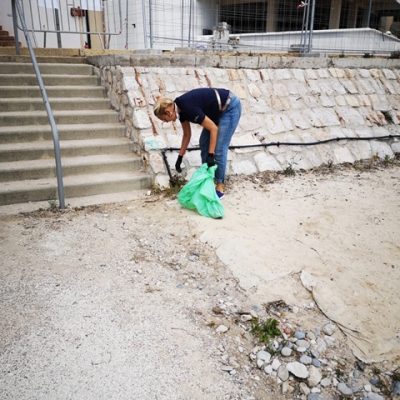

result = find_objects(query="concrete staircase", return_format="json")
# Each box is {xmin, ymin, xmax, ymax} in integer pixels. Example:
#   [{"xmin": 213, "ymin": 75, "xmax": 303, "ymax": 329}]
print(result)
[
  {"xmin": 0, "ymin": 56, "xmax": 152, "ymax": 211},
  {"xmin": 0, "ymin": 26, "xmax": 19, "ymax": 47}
]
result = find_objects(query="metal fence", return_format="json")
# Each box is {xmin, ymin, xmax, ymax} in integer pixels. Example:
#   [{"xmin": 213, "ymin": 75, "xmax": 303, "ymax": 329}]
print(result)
[
  {"xmin": 14, "ymin": 0, "xmax": 123, "ymax": 49},
  {"xmin": 11, "ymin": 0, "xmax": 400, "ymax": 54}
]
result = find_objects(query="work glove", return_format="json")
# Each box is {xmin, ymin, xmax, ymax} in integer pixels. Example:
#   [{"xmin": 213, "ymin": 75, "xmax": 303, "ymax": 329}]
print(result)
[
  {"xmin": 206, "ymin": 153, "xmax": 215, "ymax": 168},
  {"xmin": 175, "ymin": 155, "xmax": 183, "ymax": 173}
]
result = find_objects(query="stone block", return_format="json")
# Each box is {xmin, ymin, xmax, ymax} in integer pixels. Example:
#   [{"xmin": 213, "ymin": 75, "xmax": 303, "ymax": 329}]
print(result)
[
  {"xmin": 149, "ymin": 152, "xmax": 166, "ymax": 174},
  {"xmin": 348, "ymin": 141, "xmax": 372, "ymax": 161},
  {"xmin": 154, "ymin": 174, "xmax": 171, "ymax": 189},
  {"xmin": 391, "ymin": 141, "xmax": 400, "ymax": 154},
  {"xmin": 290, "ymin": 110, "xmax": 312, "ymax": 130},
  {"xmin": 370, "ymin": 141, "xmax": 395, "ymax": 159},
  {"xmin": 317, "ymin": 69, "xmax": 330, "ymax": 79},
  {"xmin": 144, "ymin": 135, "xmax": 167, "ymax": 151},
  {"xmin": 231, "ymin": 159, "xmax": 258, "ymax": 175},
  {"xmin": 231, "ymin": 133, "xmax": 263, "ymax": 153},
  {"xmin": 341, "ymin": 79, "xmax": 358, "ymax": 94},
  {"xmin": 272, "ymin": 82, "xmax": 289, "ymax": 97},
  {"xmin": 132, "ymin": 108, "xmax": 152, "ymax": 129},
  {"xmin": 253, "ymin": 152, "xmax": 282, "ymax": 171},
  {"xmin": 265, "ymin": 114, "xmax": 286, "ymax": 134},
  {"xmin": 345, "ymin": 95, "xmax": 360, "ymax": 107},
  {"xmin": 274, "ymin": 69, "xmax": 292, "ymax": 80},
  {"xmin": 370, "ymin": 94, "xmax": 391, "ymax": 112},
  {"xmin": 292, "ymin": 69, "xmax": 306, "ymax": 82},
  {"xmin": 259, "ymin": 69, "xmax": 273, "ymax": 81},
  {"xmin": 307, "ymin": 80, "xmax": 322, "ymax": 95},
  {"xmin": 248, "ymin": 82, "xmax": 262, "ymax": 98},
  {"xmin": 330, "ymin": 79, "xmax": 347, "ymax": 95},
  {"xmin": 320, "ymin": 95, "xmax": 335, "ymax": 107},
  {"xmin": 237, "ymin": 56, "xmax": 259, "ymax": 69},
  {"xmin": 358, "ymin": 68, "xmax": 370, "ymax": 78},
  {"xmin": 244, "ymin": 69, "xmax": 260, "ymax": 81},
  {"xmin": 333, "ymin": 146, "xmax": 355, "ymax": 164},
  {"xmin": 335, "ymin": 106, "xmax": 364, "ymax": 126},
  {"xmin": 317, "ymin": 108, "xmax": 341, "ymax": 127},
  {"xmin": 305, "ymin": 69, "xmax": 318, "ymax": 80}
]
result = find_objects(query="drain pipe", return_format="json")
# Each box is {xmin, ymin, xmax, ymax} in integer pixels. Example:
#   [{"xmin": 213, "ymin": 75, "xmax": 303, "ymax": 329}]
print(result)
[{"xmin": 161, "ymin": 134, "xmax": 400, "ymax": 182}]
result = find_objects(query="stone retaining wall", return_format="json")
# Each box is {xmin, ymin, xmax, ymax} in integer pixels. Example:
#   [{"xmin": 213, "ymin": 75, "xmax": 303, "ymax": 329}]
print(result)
[{"xmin": 91, "ymin": 53, "xmax": 400, "ymax": 187}]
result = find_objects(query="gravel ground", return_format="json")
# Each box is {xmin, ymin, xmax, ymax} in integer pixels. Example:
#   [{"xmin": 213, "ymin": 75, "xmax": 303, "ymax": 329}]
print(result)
[{"xmin": 0, "ymin": 160, "xmax": 399, "ymax": 400}]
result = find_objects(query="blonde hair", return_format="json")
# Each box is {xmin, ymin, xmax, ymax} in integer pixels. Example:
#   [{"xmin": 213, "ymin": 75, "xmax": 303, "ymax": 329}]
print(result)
[{"xmin": 154, "ymin": 97, "xmax": 174, "ymax": 118}]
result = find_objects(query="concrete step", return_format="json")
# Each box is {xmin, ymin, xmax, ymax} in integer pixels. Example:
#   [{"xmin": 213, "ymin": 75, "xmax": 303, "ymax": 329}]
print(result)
[
  {"xmin": 0, "ymin": 97, "xmax": 111, "ymax": 112},
  {"xmin": 0, "ymin": 73, "xmax": 98, "ymax": 86},
  {"xmin": 0, "ymin": 55, "xmax": 87, "ymax": 64},
  {"xmin": 0, "ymin": 109, "xmax": 119, "ymax": 126},
  {"xmin": 0, "ymin": 171, "xmax": 152, "ymax": 206},
  {"xmin": 0, "ymin": 85, "xmax": 105, "ymax": 98},
  {"xmin": 0, "ymin": 138, "xmax": 131, "ymax": 161},
  {"xmin": 0, "ymin": 154, "xmax": 143, "ymax": 181},
  {"xmin": 0, "ymin": 42, "xmax": 17, "ymax": 47},
  {"xmin": 0, "ymin": 62, "xmax": 94, "ymax": 75},
  {"xmin": 0, "ymin": 123, "xmax": 125, "ymax": 143}
]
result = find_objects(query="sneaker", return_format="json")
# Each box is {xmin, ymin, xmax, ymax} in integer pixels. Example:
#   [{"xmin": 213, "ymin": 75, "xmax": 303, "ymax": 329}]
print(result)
[{"xmin": 216, "ymin": 190, "xmax": 225, "ymax": 199}]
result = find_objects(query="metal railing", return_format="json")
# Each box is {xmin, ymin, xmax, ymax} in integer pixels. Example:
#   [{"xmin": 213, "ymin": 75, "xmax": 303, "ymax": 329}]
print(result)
[
  {"xmin": 13, "ymin": 0, "xmax": 65, "ymax": 208},
  {"xmin": 11, "ymin": 0, "xmax": 124, "ymax": 209}
]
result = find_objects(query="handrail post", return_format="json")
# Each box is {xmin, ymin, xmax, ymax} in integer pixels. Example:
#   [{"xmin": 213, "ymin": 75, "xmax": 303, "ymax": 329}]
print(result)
[
  {"xmin": 11, "ymin": 0, "xmax": 20, "ymax": 55},
  {"xmin": 15, "ymin": 0, "xmax": 65, "ymax": 209}
]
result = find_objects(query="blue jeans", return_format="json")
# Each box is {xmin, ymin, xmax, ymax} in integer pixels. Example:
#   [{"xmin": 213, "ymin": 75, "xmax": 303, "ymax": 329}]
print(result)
[{"xmin": 199, "ymin": 95, "xmax": 241, "ymax": 184}]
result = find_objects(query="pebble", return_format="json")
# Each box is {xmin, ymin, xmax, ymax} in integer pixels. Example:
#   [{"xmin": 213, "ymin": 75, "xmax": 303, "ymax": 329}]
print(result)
[
  {"xmin": 312, "ymin": 358, "xmax": 321, "ymax": 368},
  {"xmin": 307, "ymin": 366, "xmax": 322, "ymax": 387},
  {"xmin": 337, "ymin": 382, "xmax": 354, "ymax": 397},
  {"xmin": 369, "ymin": 376, "xmax": 380, "ymax": 386},
  {"xmin": 393, "ymin": 381, "xmax": 400, "ymax": 395},
  {"xmin": 216, "ymin": 325, "xmax": 229, "ymax": 333},
  {"xmin": 271, "ymin": 358, "xmax": 281, "ymax": 370},
  {"xmin": 307, "ymin": 331, "xmax": 317, "ymax": 341},
  {"xmin": 300, "ymin": 382, "xmax": 311, "ymax": 395},
  {"xmin": 256, "ymin": 350, "xmax": 271, "ymax": 364},
  {"xmin": 307, "ymin": 394, "xmax": 321, "ymax": 400},
  {"xmin": 320, "ymin": 377, "xmax": 331, "ymax": 387},
  {"xmin": 295, "ymin": 330, "xmax": 306, "ymax": 340},
  {"xmin": 281, "ymin": 381, "xmax": 289, "ymax": 394},
  {"xmin": 322, "ymin": 323, "xmax": 336, "ymax": 336},
  {"xmin": 277, "ymin": 365, "xmax": 289, "ymax": 382},
  {"xmin": 287, "ymin": 361, "xmax": 309, "ymax": 379},
  {"xmin": 363, "ymin": 394, "xmax": 384, "ymax": 400},
  {"xmin": 264, "ymin": 364, "xmax": 273, "ymax": 374},
  {"xmin": 281, "ymin": 347, "xmax": 292, "ymax": 357},
  {"xmin": 300, "ymin": 355, "xmax": 312, "ymax": 365},
  {"xmin": 240, "ymin": 314, "xmax": 253, "ymax": 322}
]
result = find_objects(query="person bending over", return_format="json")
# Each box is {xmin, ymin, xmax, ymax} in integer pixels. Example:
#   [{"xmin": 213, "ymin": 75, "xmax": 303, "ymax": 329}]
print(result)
[{"xmin": 154, "ymin": 87, "xmax": 241, "ymax": 198}]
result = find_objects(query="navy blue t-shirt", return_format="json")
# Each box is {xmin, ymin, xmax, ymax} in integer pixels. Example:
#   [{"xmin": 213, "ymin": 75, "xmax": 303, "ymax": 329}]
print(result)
[{"xmin": 175, "ymin": 88, "xmax": 230, "ymax": 125}]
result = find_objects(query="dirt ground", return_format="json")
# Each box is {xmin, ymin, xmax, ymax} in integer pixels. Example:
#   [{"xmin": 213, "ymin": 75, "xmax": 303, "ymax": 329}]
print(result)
[{"xmin": 0, "ymin": 160, "xmax": 399, "ymax": 400}]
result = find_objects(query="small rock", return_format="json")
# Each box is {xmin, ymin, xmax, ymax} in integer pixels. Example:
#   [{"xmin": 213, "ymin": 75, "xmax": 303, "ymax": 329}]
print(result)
[
  {"xmin": 363, "ymin": 384, "xmax": 371, "ymax": 392},
  {"xmin": 312, "ymin": 358, "xmax": 321, "ymax": 368},
  {"xmin": 256, "ymin": 350, "xmax": 271, "ymax": 364},
  {"xmin": 240, "ymin": 314, "xmax": 253, "ymax": 322},
  {"xmin": 363, "ymin": 394, "xmax": 385, "ymax": 400},
  {"xmin": 281, "ymin": 381, "xmax": 290, "ymax": 394},
  {"xmin": 310, "ymin": 387, "xmax": 321, "ymax": 393},
  {"xmin": 392, "ymin": 381, "xmax": 400, "ymax": 395},
  {"xmin": 356, "ymin": 360, "xmax": 366, "ymax": 371},
  {"xmin": 295, "ymin": 330, "xmax": 306, "ymax": 340},
  {"xmin": 369, "ymin": 376, "xmax": 380, "ymax": 386},
  {"xmin": 307, "ymin": 366, "xmax": 322, "ymax": 387},
  {"xmin": 300, "ymin": 355, "xmax": 312, "ymax": 365},
  {"xmin": 281, "ymin": 347, "xmax": 292, "ymax": 357},
  {"xmin": 311, "ymin": 348, "xmax": 320, "ymax": 358},
  {"xmin": 307, "ymin": 394, "xmax": 321, "ymax": 400},
  {"xmin": 324, "ymin": 336, "xmax": 335, "ymax": 346},
  {"xmin": 216, "ymin": 325, "xmax": 229, "ymax": 333},
  {"xmin": 287, "ymin": 361, "xmax": 309, "ymax": 379},
  {"xmin": 322, "ymin": 323, "xmax": 336, "ymax": 336},
  {"xmin": 277, "ymin": 365, "xmax": 289, "ymax": 382},
  {"xmin": 221, "ymin": 365, "xmax": 234, "ymax": 372},
  {"xmin": 300, "ymin": 382, "xmax": 311, "ymax": 395},
  {"xmin": 320, "ymin": 377, "xmax": 331, "ymax": 387},
  {"xmin": 271, "ymin": 358, "xmax": 281, "ymax": 370},
  {"xmin": 337, "ymin": 382, "xmax": 353, "ymax": 397},
  {"xmin": 264, "ymin": 364, "xmax": 273, "ymax": 375},
  {"xmin": 296, "ymin": 339, "xmax": 310, "ymax": 349},
  {"xmin": 307, "ymin": 331, "xmax": 317, "ymax": 341}
]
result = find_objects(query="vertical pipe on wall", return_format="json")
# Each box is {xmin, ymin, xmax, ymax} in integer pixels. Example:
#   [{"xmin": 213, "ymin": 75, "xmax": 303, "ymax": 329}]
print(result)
[
  {"xmin": 308, "ymin": 0, "xmax": 316, "ymax": 53},
  {"xmin": 141, "ymin": 0, "xmax": 148, "ymax": 48},
  {"xmin": 148, "ymin": 0, "xmax": 153, "ymax": 48},
  {"xmin": 366, "ymin": 0, "xmax": 372, "ymax": 27}
]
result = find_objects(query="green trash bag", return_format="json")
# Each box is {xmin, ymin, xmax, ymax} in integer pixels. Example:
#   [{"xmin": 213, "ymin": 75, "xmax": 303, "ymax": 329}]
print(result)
[{"xmin": 177, "ymin": 164, "xmax": 224, "ymax": 219}]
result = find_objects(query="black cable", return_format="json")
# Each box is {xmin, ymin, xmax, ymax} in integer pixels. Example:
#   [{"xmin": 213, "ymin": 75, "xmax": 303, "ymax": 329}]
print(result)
[{"xmin": 161, "ymin": 134, "xmax": 400, "ymax": 181}]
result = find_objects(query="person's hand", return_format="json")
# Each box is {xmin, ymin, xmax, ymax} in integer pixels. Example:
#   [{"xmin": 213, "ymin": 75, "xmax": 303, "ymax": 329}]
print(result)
[
  {"xmin": 175, "ymin": 155, "xmax": 183, "ymax": 173},
  {"xmin": 207, "ymin": 153, "xmax": 215, "ymax": 168}
]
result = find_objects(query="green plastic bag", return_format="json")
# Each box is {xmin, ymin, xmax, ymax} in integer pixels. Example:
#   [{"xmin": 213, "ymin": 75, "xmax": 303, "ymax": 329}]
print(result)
[{"xmin": 177, "ymin": 164, "xmax": 224, "ymax": 219}]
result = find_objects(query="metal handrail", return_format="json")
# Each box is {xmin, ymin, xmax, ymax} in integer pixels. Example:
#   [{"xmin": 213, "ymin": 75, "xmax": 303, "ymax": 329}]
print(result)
[{"xmin": 12, "ymin": 0, "xmax": 65, "ymax": 208}]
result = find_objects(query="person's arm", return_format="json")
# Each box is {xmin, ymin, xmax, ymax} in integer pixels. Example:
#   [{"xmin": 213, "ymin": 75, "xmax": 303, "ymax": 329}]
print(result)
[
  {"xmin": 200, "ymin": 116, "xmax": 218, "ymax": 154},
  {"xmin": 179, "ymin": 120, "xmax": 192, "ymax": 156}
]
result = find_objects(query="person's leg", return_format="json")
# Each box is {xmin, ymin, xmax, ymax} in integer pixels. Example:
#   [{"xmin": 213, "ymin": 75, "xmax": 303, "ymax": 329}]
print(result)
[
  {"xmin": 214, "ymin": 96, "xmax": 241, "ymax": 188},
  {"xmin": 199, "ymin": 128, "xmax": 210, "ymax": 164}
]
